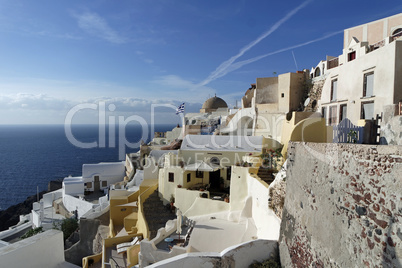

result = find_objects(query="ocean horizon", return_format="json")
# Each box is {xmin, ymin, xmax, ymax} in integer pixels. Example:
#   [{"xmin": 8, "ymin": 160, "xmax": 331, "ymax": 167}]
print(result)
[{"xmin": 0, "ymin": 123, "xmax": 176, "ymax": 210}]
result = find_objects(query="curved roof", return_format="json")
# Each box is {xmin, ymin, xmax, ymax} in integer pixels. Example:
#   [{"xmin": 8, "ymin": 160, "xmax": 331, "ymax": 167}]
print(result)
[{"xmin": 202, "ymin": 96, "xmax": 228, "ymax": 110}]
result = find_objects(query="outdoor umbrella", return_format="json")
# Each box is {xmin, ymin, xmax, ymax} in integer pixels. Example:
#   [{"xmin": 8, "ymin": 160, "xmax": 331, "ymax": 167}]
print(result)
[
  {"xmin": 184, "ymin": 160, "xmax": 220, "ymax": 185},
  {"xmin": 184, "ymin": 160, "xmax": 219, "ymax": 172},
  {"xmin": 176, "ymin": 209, "xmax": 182, "ymax": 239}
]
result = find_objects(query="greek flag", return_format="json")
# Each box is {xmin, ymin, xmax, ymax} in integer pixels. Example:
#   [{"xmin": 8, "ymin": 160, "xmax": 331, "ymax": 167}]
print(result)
[{"xmin": 176, "ymin": 103, "xmax": 185, "ymax": 114}]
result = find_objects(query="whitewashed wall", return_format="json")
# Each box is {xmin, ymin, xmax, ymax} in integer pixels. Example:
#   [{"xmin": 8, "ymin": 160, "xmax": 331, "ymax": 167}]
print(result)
[
  {"xmin": 145, "ymin": 239, "xmax": 277, "ymax": 268},
  {"xmin": 63, "ymin": 194, "xmax": 94, "ymax": 218},
  {"xmin": 0, "ymin": 230, "xmax": 66, "ymax": 268},
  {"xmin": 43, "ymin": 189, "xmax": 63, "ymax": 208}
]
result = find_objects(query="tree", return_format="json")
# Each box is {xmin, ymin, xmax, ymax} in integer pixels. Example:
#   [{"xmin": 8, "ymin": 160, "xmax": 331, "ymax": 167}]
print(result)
[{"xmin": 60, "ymin": 218, "xmax": 79, "ymax": 240}]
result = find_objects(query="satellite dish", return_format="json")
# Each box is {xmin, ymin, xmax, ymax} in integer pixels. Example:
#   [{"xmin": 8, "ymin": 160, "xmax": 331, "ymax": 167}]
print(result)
[{"xmin": 304, "ymin": 97, "xmax": 311, "ymax": 107}]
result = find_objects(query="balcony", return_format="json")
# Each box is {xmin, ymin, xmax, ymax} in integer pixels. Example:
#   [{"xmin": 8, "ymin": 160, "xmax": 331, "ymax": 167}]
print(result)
[
  {"xmin": 368, "ymin": 39, "xmax": 385, "ymax": 52},
  {"xmin": 391, "ymin": 31, "xmax": 402, "ymax": 42},
  {"xmin": 327, "ymin": 57, "xmax": 339, "ymax": 69}
]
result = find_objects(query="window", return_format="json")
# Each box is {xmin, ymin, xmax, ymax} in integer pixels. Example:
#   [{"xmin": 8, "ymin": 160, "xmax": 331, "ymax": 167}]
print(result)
[
  {"xmin": 226, "ymin": 167, "xmax": 232, "ymax": 181},
  {"xmin": 281, "ymin": 93, "xmax": 285, "ymax": 98},
  {"xmin": 348, "ymin": 51, "xmax": 356, "ymax": 61},
  {"xmin": 210, "ymin": 157, "xmax": 220, "ymax": 166},
  {"xmin": 86, "ymin": 182, "xmax": 92, "ymax": 188},
  {"xmin": 196, "ymin": 171, "xmax": 203, "ymax": 178},
  {"xmin": 363, "ymin": 72, "xmax": 374, "ymax": 97},
  {"xmin": 331, "ymin": 79, "xmax": 337, "ymax": 101},
  {"xmin": 392, "ymin": 28, "xmax": 402, "ymax": 40},
  {"xmin": 102, "ymin": 181, "xmax": 107, "ymax": 187},
  {"xmin": 361, "ymin": 101, "xmax": 374, "ymax": 119},
  {"xmin": 339, "ymin": 104, "xmax": 347, "ymax": 122},
  {"xmin": 393, "ymin": 28, "xmax": 402, "ymax": 36},
  {"xmin": 329, "ymin": 106, "xmax": 338, "ymax": 126},
  {"xmin": 168, "ymin": 172, "xmax": 174, "ymax": 182},
  {"xmin": 187, "ymin": 173, "xmax": 191, "ymax": 183},
  {"xmin": 321, "ymin": 107, "xmax": 327, "ymax": 118}
]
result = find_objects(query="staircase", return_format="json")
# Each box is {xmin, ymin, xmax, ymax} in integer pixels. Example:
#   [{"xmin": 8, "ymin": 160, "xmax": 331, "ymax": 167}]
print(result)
[
  {"xmin": 257, "ymin": 167, "xmax": 275, "ymax": 184},
  {"xmin": 143, "ymin": 191, "xmax": 176, "ymax": 240}
]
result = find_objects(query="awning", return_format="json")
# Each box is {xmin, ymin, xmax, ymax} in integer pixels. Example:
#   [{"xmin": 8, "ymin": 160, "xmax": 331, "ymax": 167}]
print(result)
[{"xmin": 184, "ymin": 160, "xmax": 220, "ymax": 172}]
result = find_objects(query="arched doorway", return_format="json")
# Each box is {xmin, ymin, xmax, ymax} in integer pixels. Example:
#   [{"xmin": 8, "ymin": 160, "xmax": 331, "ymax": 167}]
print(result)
[
  {"xmin": 314, "ymin": 67, "xmax": 321, "ymax": 77},
  {"xmin": 238, "ymin": 116, "xmax": 253, "ymax": 136}
]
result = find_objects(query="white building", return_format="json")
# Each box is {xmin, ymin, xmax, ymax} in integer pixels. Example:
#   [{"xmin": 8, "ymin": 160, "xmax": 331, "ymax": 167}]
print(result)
[
  {"xmin": 158, "ymin": 135, "xmax": 279, "ymax": 205},
  {"xmin": 62, "ymin": 161, "xmax": 125, "ymax": 197},
  {"xmin": 316, "ymin": 13, "xmax": 402, "ymax": 144},
  {"xmin": 221, "ymin": 72, "xmax": 309, "ymax": 142}
]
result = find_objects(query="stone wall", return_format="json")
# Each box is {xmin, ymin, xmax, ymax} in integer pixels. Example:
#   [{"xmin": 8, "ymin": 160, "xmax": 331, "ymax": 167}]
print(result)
[
  {"xmin": 279, "ymin": 142, "xmax": 402, "ymax": 267},
  {"xmin": 380, "ymin": 104, "xmax": 402, "ymax": 145},
  {"xmin": 65, "ymin": 207, "xmax": 110, "ymax": 265}
]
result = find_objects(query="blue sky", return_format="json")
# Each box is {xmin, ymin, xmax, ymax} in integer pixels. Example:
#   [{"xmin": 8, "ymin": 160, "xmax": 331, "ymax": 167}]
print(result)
[{"xmin": 1, "ymin": 0, "xmax": 402, "ymax": 124}]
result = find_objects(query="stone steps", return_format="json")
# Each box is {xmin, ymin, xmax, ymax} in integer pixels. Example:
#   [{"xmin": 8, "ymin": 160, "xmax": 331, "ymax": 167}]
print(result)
[
  {"xmin": 257, "ymin": 168, "xmax": 275, "ymax": 184},
  {"xmin": 143, "ymin": 191, "xmax": 176, "ymax": 240}
]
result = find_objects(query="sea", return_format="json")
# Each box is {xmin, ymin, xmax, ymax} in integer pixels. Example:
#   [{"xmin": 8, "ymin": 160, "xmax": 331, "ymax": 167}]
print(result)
[{"xmin": 0, "ymin": 124, "xmax": 176, "ymax": 211}]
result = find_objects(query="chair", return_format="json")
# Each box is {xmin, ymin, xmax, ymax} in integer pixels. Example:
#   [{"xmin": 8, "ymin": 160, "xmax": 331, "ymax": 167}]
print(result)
[{"xmin": 116, "ymin": 236, "xmax": 140, "ymax": 254}]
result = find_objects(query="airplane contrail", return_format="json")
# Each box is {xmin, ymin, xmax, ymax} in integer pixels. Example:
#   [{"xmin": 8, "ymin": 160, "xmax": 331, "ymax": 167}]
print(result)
[
  {"xmin": 199, "ymin": 0, "xmax": 313, "ymax": 87},
  {"xmin": 211, "ymin": 30, "xmax": 343, "ymax": 79}
]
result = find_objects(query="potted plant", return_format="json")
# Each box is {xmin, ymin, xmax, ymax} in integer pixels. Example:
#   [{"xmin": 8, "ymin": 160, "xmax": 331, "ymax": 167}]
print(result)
[
  {"xmin": 260, "ymin": 147, "xmax": 283, "ymax": 171},
  {"xmin": 170, "ymin": 194, "xmax": 175, "ymax": 212},
  {"xmin": 177, "ymin": 184, "xmax": 182, "ymax": 188}
]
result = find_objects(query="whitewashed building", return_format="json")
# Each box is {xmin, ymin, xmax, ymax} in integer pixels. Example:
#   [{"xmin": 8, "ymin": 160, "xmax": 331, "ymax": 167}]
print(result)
[{"xmin": 62, "ymin": 161, "xmax": 126, "ymax": 197}]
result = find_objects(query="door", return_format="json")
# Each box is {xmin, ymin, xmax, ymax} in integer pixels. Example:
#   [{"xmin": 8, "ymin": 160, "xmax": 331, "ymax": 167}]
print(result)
[
  {"xmin": 94, "ymin": 176, "xmax": 100, "ymax": 191},
  {"xmin": 209, "ymin": 170, "xmax": 221, "ymax": 190}
]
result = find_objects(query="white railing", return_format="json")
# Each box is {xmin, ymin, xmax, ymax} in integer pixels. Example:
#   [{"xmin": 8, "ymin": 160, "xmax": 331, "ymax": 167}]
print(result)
[{"xmin": 333, "ymin": 118, "xmax": 364, "ymax": 144}]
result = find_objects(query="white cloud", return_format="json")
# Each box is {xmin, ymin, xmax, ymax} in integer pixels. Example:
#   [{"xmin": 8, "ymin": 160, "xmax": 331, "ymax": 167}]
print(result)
[
  {"xmin": 0, "ymin": 93, "xmax": 75, "ymax": 110},
  {"xmin": 74, "ymin": 12, "xmax": 127, "ymax": 44},
  {"xmin": 0, "ymin": 93, "xmax": 202, "ymax": 124}
]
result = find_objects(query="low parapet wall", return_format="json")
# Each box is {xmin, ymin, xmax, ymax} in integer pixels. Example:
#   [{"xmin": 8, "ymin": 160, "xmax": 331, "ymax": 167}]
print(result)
[
  {"xmin": 0, "ymin": 229, "xmax": 66, "ymax": 267},
  {"xmin": 279, "ymin": 142, "xmax": 402, "ymax": 267},
  {"xmin": 146, "ymin": 239, "xmax": 278, "ymax": 268},
  {"xmin": 139, "ymin": 219, "xmax": 187, "ymax": 267}
]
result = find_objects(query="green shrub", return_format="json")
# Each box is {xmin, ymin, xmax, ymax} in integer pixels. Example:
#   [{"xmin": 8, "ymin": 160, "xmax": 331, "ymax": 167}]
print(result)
[
  {"xmin": 60, "ymin": 218, "xmax": 79, "ymax": 240},
  {"xmin": 21, "ymin": 227, "xmax": 43, "ymax": 239}
]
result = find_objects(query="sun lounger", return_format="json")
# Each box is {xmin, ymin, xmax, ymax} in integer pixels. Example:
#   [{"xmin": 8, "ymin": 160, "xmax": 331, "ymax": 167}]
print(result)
[{"xmin": 116, "ymin": 236, "xmax": 140, "ymax": 254}]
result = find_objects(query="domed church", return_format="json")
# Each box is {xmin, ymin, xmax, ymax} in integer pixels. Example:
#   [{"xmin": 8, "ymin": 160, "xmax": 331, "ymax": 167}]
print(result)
[{"xmin": 199, "ymin": 95, "xmax": 228, "ymax": 113}]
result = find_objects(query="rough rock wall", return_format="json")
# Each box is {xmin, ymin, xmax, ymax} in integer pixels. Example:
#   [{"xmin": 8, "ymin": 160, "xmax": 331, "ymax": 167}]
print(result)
[
  {"xmin": 269, "ymin": 180, "xmax": 286, "ymax": 219},
  {"xmin": 65, "ymin": 207, "xmax": 110, "ymax": 265},
  {"xmin": 279, "ymin": 142, "xmax": 402, "ymax": 267},
  {"xmin": 380, "ymin": 104, "xmax": 402, "ymax": 145},
  {"xmin": 64, "ymin": 218, "xmax": 101, "ymax": 265},
  {"xmin": 304, "ymin": 79, "xmax": 324, "ymax": 112}
]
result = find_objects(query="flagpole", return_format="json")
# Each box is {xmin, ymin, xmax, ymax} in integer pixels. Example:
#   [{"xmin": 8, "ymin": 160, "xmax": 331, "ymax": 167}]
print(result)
[
  {"xmin": 182, "ymin": 114, "xmax": 185, "ymax": 139},
  {"xmin": 176, "ymin": 103, "xmax": 186, "ymax": 139}
]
